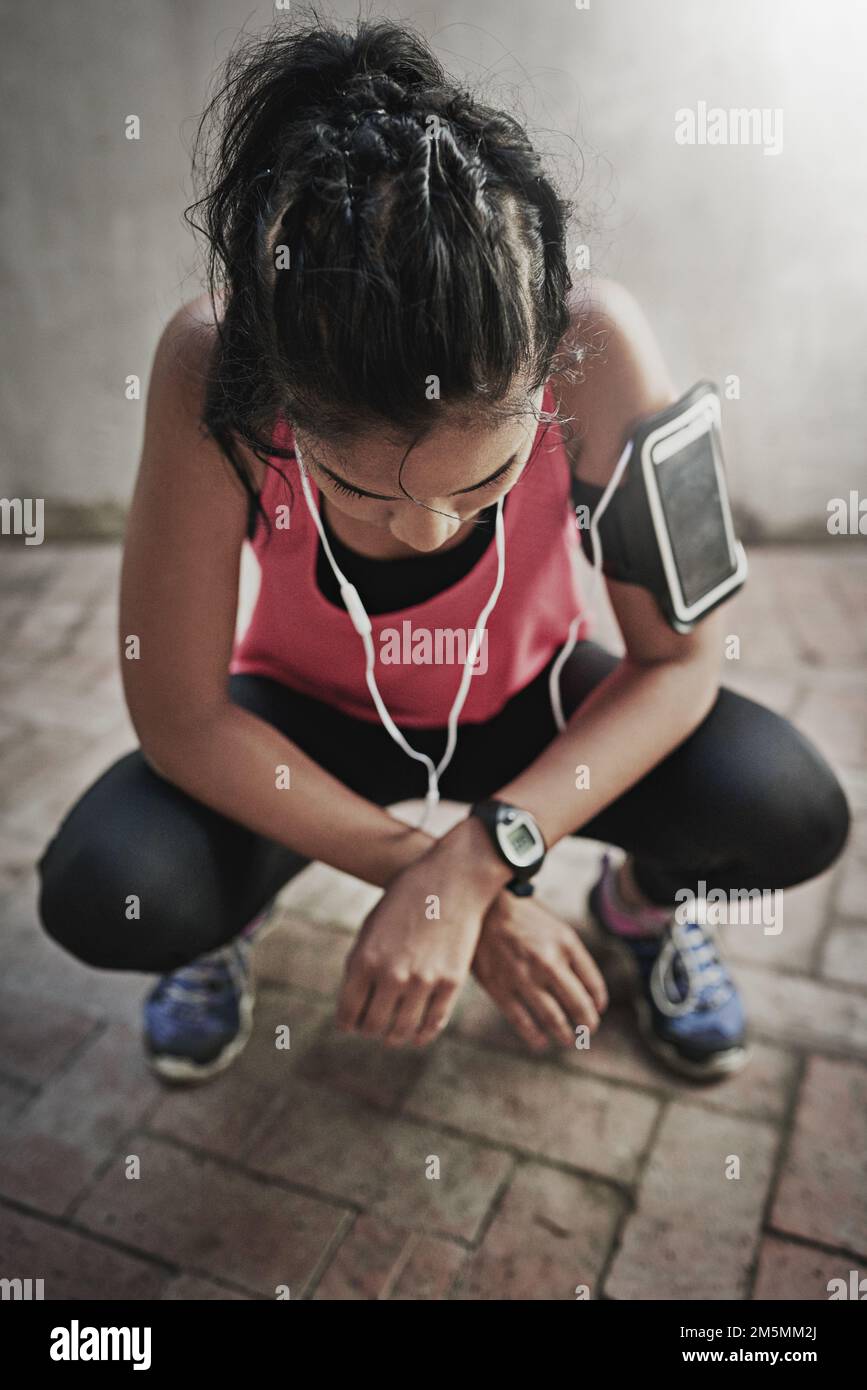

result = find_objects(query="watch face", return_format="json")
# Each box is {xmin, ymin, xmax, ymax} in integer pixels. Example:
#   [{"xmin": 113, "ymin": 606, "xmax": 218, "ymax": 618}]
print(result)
[
  {"xmin": 495, "ymin": 811, "xmax": 543, "ymax": 869},
  {"xmin": 507, "ymin": 823, "xmax": 536, "ymax": 856}
]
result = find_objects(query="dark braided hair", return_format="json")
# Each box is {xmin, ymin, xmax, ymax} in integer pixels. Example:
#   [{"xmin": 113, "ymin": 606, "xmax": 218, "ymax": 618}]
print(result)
[{"xmin": 184, "ymin": 12, "xmax": 580, "ymax": 524}]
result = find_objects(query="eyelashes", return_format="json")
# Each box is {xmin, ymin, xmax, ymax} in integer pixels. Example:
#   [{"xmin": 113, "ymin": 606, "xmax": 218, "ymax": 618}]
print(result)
[
  {"xmin": 329, "ymin": 477, "xmax": 368, "ymax": 499},
  {"xmin": 321, "ymin": 453, "xmax": 523, "ymax": 502}
]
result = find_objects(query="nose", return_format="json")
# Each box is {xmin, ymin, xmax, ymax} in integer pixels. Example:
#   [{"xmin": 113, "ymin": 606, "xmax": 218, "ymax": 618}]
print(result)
[{"xmin": 388, "ymin": 503, "xmax": 461, "ymax": 552}]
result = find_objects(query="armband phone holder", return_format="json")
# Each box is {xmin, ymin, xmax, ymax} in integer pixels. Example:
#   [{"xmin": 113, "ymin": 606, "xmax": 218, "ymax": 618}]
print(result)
[{"xmin": 571, "ymin": 381, "xmax": 748, "ymax": 633}]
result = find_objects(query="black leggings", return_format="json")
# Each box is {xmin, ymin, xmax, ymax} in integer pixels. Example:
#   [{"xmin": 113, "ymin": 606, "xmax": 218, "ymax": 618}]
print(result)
[{"xmin": 37, "ymin": 642, "xmax": 850, "ymax": 975}]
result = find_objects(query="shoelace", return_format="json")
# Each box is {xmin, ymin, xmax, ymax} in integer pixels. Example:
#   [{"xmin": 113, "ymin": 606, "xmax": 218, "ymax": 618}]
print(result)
[
  {"xmin": 157, "ymin": 952, "xmax": 241, "ymax": 1010},
  {"xmin": 650, "ymin": 920, "xmax": 734, "ymax": 1019}
]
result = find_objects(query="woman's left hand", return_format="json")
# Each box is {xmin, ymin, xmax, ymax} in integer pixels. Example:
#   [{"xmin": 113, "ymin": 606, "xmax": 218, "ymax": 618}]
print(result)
[{"xmin": 473, "ymin": 891, "xmax": 609, "ymax": 1051}]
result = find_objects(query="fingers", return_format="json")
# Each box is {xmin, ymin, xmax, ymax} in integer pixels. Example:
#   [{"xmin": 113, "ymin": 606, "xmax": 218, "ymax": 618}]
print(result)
[
  {"xmin": 383, "ymin": 977, "xmax": 431, "ymax": 1047},
  {"xmin": 357, "ymin": 976, "xmax": 406, "ymax": 1037},
  {"xmin": 544, "ymin": 966, "xmax": 601, "ymax": 1037},
  {"xmin": 567, "ymin": 936, "xmax": 609, "ymax": 1014},
  {"xmin": 519, "ymin": 978, "xmax": 577, "ymax": 1048},
  {"xmin": 498, "ymin": 993, "xmax": 550, "ymax": 1052},
  {"xmin": 414, "ymin": 982, "xmax": 458, "ymax": 1047},
  {"xmin": 336, "ymin": 955, "xmax": 374, "ymax": 1032}
]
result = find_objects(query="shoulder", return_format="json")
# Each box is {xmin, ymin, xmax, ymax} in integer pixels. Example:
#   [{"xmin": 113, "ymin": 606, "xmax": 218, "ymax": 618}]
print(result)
[
  {"xmin": 152, "ymin": 291, "xmax": 225, "ymax": 408},
  {"xmin": 549, "ymin": 278, "xmax": 678, "ymax": 486},
  {"xmin": 149, "ymin": 290, "xmax": 265, "ymax": 491}
]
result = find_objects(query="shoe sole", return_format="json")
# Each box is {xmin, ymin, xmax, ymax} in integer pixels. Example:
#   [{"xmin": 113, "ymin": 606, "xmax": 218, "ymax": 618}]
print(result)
[
  {"xmin": 146, "ymin": 984, "xmax": 255, "ymax": 1085},
  {"xmin": 586, "ymin": 901, "xmax": 750, "ymax": 1083}
]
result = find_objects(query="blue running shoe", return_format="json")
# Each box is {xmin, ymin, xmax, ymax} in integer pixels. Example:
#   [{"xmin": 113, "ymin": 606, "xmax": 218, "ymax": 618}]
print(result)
[
  {"xmin": 587, "ymin": 855, "xmax": 749, "ymax": 1080},
  {"xmin": 144, "ymin": 900, "xmax": 274, "ymax": 1083}
]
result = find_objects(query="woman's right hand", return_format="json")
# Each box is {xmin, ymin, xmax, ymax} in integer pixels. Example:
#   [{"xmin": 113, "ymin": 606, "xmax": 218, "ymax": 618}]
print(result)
[{"xmin": 472, "ymin": 890, "xmax": 609, "ymax": 1051}]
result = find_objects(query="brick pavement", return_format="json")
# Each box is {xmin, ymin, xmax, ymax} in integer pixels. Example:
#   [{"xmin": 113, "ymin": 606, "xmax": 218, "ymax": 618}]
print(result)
[{"xmin": 0, "ymin": 541, "xmax": 865, "ymax": 1300}]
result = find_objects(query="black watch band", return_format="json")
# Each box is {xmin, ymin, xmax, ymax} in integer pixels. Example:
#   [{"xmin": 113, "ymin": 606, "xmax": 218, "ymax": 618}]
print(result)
[{"xmin": 470, "ymin": 799, "xmax": 547, "ymax": 890}]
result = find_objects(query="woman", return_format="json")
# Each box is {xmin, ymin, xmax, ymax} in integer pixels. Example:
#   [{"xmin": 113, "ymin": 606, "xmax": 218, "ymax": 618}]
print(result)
[{"xmin": 37, "ymin": 18, "xmax": 849, "ymax": 1086}]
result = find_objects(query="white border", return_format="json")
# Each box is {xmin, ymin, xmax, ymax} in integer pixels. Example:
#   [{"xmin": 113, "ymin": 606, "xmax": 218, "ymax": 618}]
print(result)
[{"xmin": 640, "ymin": 392, "xmax": 748, "ymax": 628}]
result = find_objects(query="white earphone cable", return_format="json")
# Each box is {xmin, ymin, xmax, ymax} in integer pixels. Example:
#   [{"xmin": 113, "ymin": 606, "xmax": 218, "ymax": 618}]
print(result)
[
  {"xmin": 296, "ymin": 444, "xmax": 506, "ymax": 829},
  {"xmin": 548, "ymin": 437, "xmax": 634, "ymax": 731}
]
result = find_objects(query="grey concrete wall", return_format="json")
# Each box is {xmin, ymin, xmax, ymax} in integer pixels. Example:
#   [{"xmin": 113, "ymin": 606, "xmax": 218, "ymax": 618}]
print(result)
[{"xmin": 2, "ymin": 0, "xmax": 866, "ymax": 536}]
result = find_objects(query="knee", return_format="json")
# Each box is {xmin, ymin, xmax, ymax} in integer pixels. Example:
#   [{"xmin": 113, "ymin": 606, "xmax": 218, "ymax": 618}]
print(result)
[
  {"xmin": 794, "ymin": 760, "xmax": 851, "ymax": 882},
  {"xmin": 37, "ymin": 825, "xmax": 215, "ymax": 973},
  {"xmin": 763, "ymin": 738, "xmax": 851, "ymax": 887}
]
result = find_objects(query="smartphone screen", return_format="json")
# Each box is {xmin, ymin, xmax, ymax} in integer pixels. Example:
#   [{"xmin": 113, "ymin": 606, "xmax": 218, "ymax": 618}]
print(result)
[{"xmin": 653, "ymin": 431, "xmax": 734, "ymax": 608}]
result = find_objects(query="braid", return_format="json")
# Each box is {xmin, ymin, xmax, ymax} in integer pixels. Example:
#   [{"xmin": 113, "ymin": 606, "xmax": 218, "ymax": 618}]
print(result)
[{"xmin": 185, "ymin": 13, "xmax": 577, "ymax": 521}]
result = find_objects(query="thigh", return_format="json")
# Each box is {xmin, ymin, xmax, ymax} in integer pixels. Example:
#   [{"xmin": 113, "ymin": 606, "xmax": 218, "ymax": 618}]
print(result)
[
  {"xmin": 38, "ymin": 678, "xmax": 318, "ymax": 970},
  {"xmin": 442, "ymin": 641, "xmax": 849, "ymax": 893}
]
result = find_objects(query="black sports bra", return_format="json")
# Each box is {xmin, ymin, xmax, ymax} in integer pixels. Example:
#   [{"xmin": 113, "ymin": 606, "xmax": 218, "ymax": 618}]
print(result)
[{"xmin": 316, "ymin": 501, "xmax": 498, "ymax": 616}]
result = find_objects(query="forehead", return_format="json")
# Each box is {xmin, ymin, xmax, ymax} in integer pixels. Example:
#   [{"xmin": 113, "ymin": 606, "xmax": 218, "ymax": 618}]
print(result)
[{"xmin": 310, "ymin": 390, "xmax": 547, "ymax": 489}]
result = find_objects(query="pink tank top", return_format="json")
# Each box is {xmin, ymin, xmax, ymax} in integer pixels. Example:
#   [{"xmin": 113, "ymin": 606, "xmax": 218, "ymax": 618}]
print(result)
[{"xmin": 229, "ymin": 386, "xmax": 592, "ymax": 727}]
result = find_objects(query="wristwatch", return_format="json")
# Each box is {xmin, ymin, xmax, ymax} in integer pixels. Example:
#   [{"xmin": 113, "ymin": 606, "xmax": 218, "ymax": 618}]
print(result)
[{"xmin": 470, "ymin": 799, "xmax": 547, "ymax": 895}]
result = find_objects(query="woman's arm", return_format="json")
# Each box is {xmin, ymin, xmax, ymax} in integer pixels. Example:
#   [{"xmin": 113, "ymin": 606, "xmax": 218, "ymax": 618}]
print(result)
[
  {"xmin": 489, "ymin": 278, "xmax": 727, "ymax": 851},
  {"xmin": 120, "ymin": 299, "xmax": 433, "ymax": 888},
  {"xmin": 334, "ymin": 281, "xmax": 722, "ymax": 1050}
]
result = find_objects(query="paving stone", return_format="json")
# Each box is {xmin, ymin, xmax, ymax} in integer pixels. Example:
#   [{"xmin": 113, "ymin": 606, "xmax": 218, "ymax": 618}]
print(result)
[
  {"xmin": 456, "ymin": 1162, "xmax": 625, "ymax": 1301},
  {"xmin": 532, "ymin": 835, "xmax": 602, "ymax": 926},
  {"xmin": 0, "ymin": 1076, "xmax": 34, "ymax": 1126},
  {"xmin": 280, "ymin": 862, "xmax": 381, "ymax": 932},
  {"xmin": 0, "ymin": 1204, "xmax": 169, "ymax": 1301},
  {"xmin": 834, "ymin": 843, "xmax": 867, "ymax": 921},
  {"xmin": 0, "ymin": 726, "xmax": 94, "ymax": 819},
  {"xmin": 389, "ymin": 1231, "xmax": 467, "ymax": 1300},
  {"xmin": 769, "ymin": 555, "xmax": 866, "ymax": 668},
  {"xmin": 293, "ymin": 1019, "xmax": 428, "ymax": 1111},
  {"xmin": 0, "ymin": 982, "xmax": 98, "ymax": 1087},
  {"xmin": 161, "ymin": 1274, "xmax": 253, "ymax": 1300},
  {"xmin": 821, "ymin": 924, "xmax": 867, "ymax": 988},
  {"xmin": 752, "ymin": 1235, "xmax": 864, "ymax": 1301},
  {"xmin": 722, "ymin": 591, "xmax": 801, "ymax": 668},
  {"xmin": 1, "ymin": 868, "xmax": 147, "ymax": 1029},
  {"xmin": 8, "ymin": 600, "xmax": 88, "ymax": 660},
  {"xmin": 0, "ymin": 1023, "xmax": 160, "ymax": 1216},
  {"xmin": 313, "ymin": 1217, "xmax": 466, "ymax": 1300},
  {"xmin": 720, "ymin": 868, "xmax": 834, "ymax": 971},
  {"xmin": 2, "ymin": 724, "xmax": 135, "ymax": 848},
  {"xmin": 251, "ymin": 913, "xmax": 349, "ymax": 995},
  {"xmin": 795, "ymin": 683, "xmax": 867, "ymax": 771},
  {"xmin": 402, "ymin": 1037, "xmax": 659, "ymax": 1183},
  {"xmin": 75, "ymin": 1134, "xmax": 347, "ymax": 1298},
  {"xmin": 841, "ymin": 774, "xmax": 867, "ymax": 818},
  {"xmin": 147, "ymin": 992, "xmax": 330, "ymax": 1162},
  {"xmin": 247, "ymin": 1076, "xmax": 512, "ymax": 1240},
  {"xmin": 559, "ymin": 1004, "xmax": 797, "ymax": 1123},
  {"xmin": 605, "ymin": 1104, "xmax": 779, "ymax": 1300},
  {"xmin": 771, "ymin": 1055, "xmax": 867, "ymax": 1258},
  {"xmin": 736, "ymin": 963, "xmax": 867, "ymax": 1058},
  {"xmin": 3, "ymin": 543, "xmax": 865, "ymax": 1303}
]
